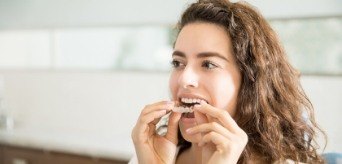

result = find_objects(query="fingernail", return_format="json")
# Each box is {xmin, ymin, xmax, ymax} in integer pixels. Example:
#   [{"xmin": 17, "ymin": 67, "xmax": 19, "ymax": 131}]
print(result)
[{"xmin": 186, "ymin": 128, "xmax": 192, "ymax": 134}]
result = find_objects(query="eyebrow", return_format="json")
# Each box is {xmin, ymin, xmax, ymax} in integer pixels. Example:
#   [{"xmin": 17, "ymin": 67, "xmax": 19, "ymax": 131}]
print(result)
[{"xmin": 172, "ymin": 50, "xmax": 229, "ymax": 62}]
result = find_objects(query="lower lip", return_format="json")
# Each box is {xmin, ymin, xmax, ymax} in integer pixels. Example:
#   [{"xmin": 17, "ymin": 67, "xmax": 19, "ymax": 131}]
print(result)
[{"xmin": 181, "ymin": 115, "xmax": 196, "ymax": 124}]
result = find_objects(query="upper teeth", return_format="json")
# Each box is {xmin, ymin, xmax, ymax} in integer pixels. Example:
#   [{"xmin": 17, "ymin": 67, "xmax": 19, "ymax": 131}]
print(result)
[
  {"xmin": 172, "ymin": 98, "xmax": 206, "ymax": 113},
  {"xmin": 173, "ymin": 106, "xmax": 193, "ymax": 113},
  {"xmin": 181, "ymin": 98, "xmax": 205, "ymax": 104}
]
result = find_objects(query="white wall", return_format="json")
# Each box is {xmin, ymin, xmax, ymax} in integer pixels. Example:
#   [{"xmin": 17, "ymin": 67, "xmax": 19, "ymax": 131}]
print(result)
[
  {"xmin": 0, "ymin": 71, "xmax": 341, "ymax": 154},
  {"xmin": 301, "ymin": 76, "xmax": 342, "ymax": 152},
  {"xmin": 0, "ymin": 0, "xmax": 341, "ymax": 29}
]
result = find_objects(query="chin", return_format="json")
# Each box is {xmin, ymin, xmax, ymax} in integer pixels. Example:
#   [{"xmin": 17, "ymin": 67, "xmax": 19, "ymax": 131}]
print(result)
[{"xmin": 179, "ymin": 123, "xmax": 202, "ymax": 143}]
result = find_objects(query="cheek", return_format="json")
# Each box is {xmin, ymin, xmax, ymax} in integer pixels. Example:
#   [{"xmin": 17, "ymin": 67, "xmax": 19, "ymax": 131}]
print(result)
[
  {"xmin": 208, "ymin": 75, "xmax": 240, "ymax": 115},
  {"xmin": 169, "ymin": 72, "xmax": 178, "ymax": 99}
]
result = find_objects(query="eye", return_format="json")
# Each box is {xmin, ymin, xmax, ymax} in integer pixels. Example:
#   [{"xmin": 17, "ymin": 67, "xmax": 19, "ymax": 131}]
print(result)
[
  {"xmin": 170, "ymin": 59, "xmax": 185, "ymax": 68},
  {"xmin": 202, "ymin": 60, "xmax": 218, "ymax": 69}
]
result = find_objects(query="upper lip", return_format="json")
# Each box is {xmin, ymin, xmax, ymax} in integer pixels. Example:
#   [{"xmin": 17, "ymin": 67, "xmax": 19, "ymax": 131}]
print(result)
[{"xmin": 177, "ymin": 93, "xmax": 209, "ymax": 104}]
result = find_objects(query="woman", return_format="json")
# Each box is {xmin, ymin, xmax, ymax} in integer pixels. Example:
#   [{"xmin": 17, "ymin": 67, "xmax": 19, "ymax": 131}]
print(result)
[{"xmin": 131, "ymin": 0, "xmax": 326, "ymax": 163}]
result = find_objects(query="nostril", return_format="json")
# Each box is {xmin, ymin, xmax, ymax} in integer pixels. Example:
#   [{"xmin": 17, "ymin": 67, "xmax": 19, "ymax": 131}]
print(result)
[{"xmin": 183, "ymin": 83, "xmax": 197, "ymax": 89}]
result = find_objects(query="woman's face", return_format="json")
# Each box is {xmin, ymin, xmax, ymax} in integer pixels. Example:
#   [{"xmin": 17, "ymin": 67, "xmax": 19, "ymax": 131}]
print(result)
[{"xmin": 169, "ymin": 22, "xmax": 242, "ymax": 142}]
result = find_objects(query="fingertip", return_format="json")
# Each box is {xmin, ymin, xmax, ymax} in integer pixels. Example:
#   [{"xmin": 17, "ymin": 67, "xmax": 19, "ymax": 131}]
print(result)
[
  {"xmin": 200, "ymin": 100, "xmax": 207, "ymax": 105},
  {"xmin": 161, "ymin": 109, "xmax": 167, "ymax": 114},
  {"xmin": 169, "ymin": 111, "xmax": 181, "ymax": 122},
  {"xmin": 185, "ymin": 128, "xmax": 193, "ymax": 134},
  {"xmin": 194, "ymin": 104, "xmax": 201, "ymax": 110},
  {"xmin": 175, "ymin": 113, "xmax": 182, "ymax": 120},
  {"xmin": 171, "ymin": 110, "xmax": 181, "ymax": 116}
]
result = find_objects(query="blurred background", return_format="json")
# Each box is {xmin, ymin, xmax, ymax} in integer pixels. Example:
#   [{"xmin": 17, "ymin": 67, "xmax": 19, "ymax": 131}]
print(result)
[{"xmin": 0, "ymin": 0, "xmax": 341, "ymax": 163}]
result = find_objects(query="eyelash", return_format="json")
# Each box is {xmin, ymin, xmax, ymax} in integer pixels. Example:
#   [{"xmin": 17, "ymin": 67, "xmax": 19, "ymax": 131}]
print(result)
[
  {"xmin": 170, "ymin": 59, "xmax": 218, "ymax": 70},
  {"xmin": 170, "ymin": 59, "xmax": 184, "ymax": 68},
  {"xmin": 202, "ymin": 60, "xmax": 218, "ymax": 69}
]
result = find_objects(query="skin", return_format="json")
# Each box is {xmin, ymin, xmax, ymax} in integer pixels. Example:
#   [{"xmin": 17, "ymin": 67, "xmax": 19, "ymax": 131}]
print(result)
[{"xmin": 132, "ymin": 22, "xmax": 248, "ymax": 164}]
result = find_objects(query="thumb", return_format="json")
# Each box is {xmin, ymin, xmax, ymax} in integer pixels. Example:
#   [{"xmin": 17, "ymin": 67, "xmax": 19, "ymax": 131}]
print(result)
[{"xmin": 165, "ymin": 112, "xmax": 181, "ymax": 145}]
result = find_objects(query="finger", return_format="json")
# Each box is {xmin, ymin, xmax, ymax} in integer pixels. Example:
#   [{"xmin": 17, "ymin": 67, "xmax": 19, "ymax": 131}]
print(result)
[
  {"xmin": 148, "ymin": 112, "xmax": 169, "ymax": 136},
  {"xmin": 198, "ymin": 131, "xmax": 230, "ymax": 151},
  {"xmin": 192, "ymin": 110, "xmax": 208, "ymax": 142},
  {"xmin": 141, "ymin": 101, "xmax": 174, "ymax": 116},
  {"xmin": 137, "ymin": 109, "xmax": 168, "ymax": 135},
  {"xmin": 194, "ymin": 102, "xmax": 240, "ymax": 133},
  {"xmin": 194, "ymin": 110, "xmax": 209, "ymax": 125},
  {"xmin": 165, "ymin": 112, "xmax": 182, "ymax": 144},
  {"xmin": 186, "ymin": 122, "xmax": 233, "ymax": 139}
]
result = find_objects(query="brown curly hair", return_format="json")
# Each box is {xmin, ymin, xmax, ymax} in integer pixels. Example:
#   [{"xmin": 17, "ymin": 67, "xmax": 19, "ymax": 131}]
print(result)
[{"xmin": 175, "ymin": 0, "xmax": 326, "ymax": 163}]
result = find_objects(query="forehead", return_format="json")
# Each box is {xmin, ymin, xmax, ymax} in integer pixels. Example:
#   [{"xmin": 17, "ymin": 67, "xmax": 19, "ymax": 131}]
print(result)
[{"xmin": 174, "ymin": 22, "xmax": 233, "ymax": 59}]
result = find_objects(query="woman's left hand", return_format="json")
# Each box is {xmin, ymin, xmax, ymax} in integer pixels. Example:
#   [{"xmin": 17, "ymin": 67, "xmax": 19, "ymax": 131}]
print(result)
[{"xmin": 186, "ymin": 101, "xmax": 248, "ymax": 164}]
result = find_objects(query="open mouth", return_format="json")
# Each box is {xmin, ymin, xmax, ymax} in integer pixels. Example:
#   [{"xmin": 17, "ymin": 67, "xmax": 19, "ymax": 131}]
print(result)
[{"xmin": 173, "ymin": 98, "xmax": 207, "ymax": 118}]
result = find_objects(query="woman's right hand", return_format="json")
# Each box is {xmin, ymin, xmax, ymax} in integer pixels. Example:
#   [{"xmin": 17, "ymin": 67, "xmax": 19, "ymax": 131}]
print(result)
[{"xmin": 131, "ymin": 101, "xmax": 182, "ymax": 164}]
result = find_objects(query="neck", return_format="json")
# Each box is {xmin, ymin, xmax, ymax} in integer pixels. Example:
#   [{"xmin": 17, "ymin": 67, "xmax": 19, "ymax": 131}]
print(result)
[
  {"xmin": 177, "ymin": 143, "xmax": 203, "ymax": 164},
  {"xmin": 189, "ymin": 143, "xmax": 202, "ymax": 164}
]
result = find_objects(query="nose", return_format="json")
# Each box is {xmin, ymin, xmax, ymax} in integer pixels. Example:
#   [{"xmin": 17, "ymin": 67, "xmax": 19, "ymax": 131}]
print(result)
[{"xmin": 179, "ymin": 66, "xmax": 199, "ymax": 89}]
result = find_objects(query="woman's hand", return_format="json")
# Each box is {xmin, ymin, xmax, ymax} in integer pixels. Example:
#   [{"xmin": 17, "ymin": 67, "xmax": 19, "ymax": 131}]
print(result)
[
  {"xmin": 186, "ymin": 101, "xmax": 248, "ymax": 164},
  {"xmin": 131, "ymin": 101, "xmax": 181, "ymax": 164}
]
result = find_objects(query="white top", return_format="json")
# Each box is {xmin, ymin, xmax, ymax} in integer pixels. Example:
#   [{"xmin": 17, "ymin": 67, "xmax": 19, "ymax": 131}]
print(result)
[
  {"xmin": 128, "ymin": 147, "xmax": 302, "ymax": 164},
  {"xmin": 128, "ymin": 147, "xmax": 181, "ymax": 164}
]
